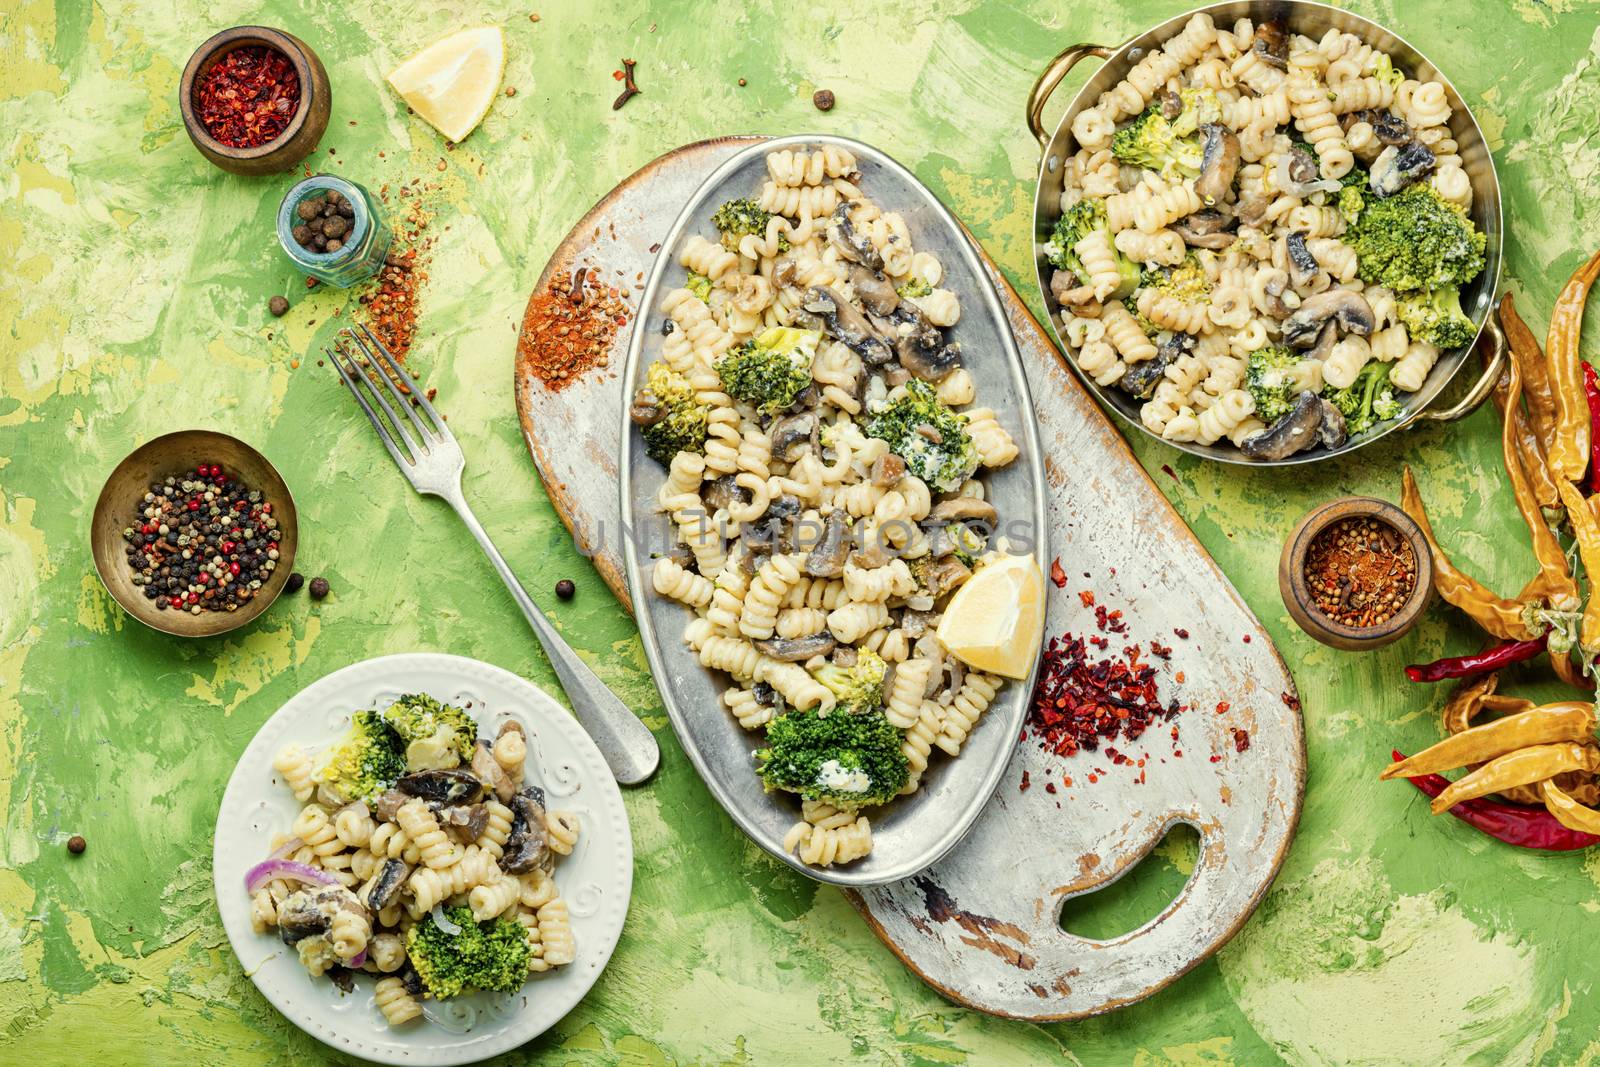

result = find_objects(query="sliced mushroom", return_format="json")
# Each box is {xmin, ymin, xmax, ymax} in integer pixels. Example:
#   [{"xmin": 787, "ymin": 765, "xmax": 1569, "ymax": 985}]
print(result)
[
  {"xmin": 1235, "ymin": 193, "xmax": 1270, "ymax": 228},
  {"xmin": 439, "ymin": 803, "xmax": 490, "ymax": 843},
  {"xmin": 702, "ymin": 474, "xmax": 747, "ymax": 513},
  {"xmin": 663, "ymin": 544, "xmax": 695, "ymax": 570},
  {"xmin": 1240, "ymin": 391, "xmax": 1327, "ymax": 461},
  {"xmin": 1254, "ymin": 19, "xmax": 1288, "ymax": 68},
  {"xmin": 803, "ymin": 287, "xmax": 893, "ymax": 366},
  {"xmin": 1171, "ymin": 209, "xmax": 1237, "ymax": 249},
  {"xmin": 754, "ymin": 633, "xmax": 838, "ymax": 661},
  {"xmin": 1276, "ymin": 148, "xmax": 1342, "ymax": 198},
  {"xmin": 1050, "ymin": 267, "xmax": 1089, "ymax": 303},
  {"xmin": 1370, "ymin": 141, "xmax": 1437, "ymax": 198},
  {"xmin": 1372, "ymin": 110, "xmax": 1413, "ymax": 145},
  {"xmin": 902, "ymin": 339, "xmax": 962, "ymax": 382},
  {"xmin": 1258, "ymin": 269, "xmax": 1298, "ymax": 318},
  {"xmin": 629, "ymin": 388, "xmax": 666, "ymax": 427},
  {"xmin": 927, "ymin": 497, "xmax": 999, "ymax": 525},
  {"xmin": 921, "ymin": 556, "xmax": 973, "ymax": 599},
  {"xmin": 1158, "ymin": 88, "xmax": 1184, "ymax": 119},
  {"xmin": 471, "ymin": 739, "xmax": 514, "ymax": 802},
  {"xmin": 832, "ymin": 646, "xmax": 859, "ymax": 669},
  {"xmin": 870, "ymin": 453, "xmax": 906, "ymax": 487},
  {"xmin": 372, "ymin": 789, "xmax": 410, "ymax": 823},
  {"xmin": 1285, "ymin": 232, "xmax": 1323, "ymax": 291},
  {"xmin": 360, "ymin": 859, "xmax": 409, "ymax": 912},
  {"xmin": 826, "ymin": 207, "xmax": 883, "ymax": 270},
  {"xmin": 1283, "ymin": 288, "xmax": 1376, "ymax": 347},
  {"xmin": 899, "ymin": 609, "xmax": 935, "ymax": 638},
  {"xmin": 850, "ymin": 264, "xmax": 900, "ymax": 316},
  {"xmin": 805, "ymin": 509, "xmax": 850, "ymax": 577},
  {"xmin": 276, "ymin": 891, "xmax": 333, "ymax": 944},
  {"xmin": 1194, "ymin": 124, "xmax": 1240, "ymax": 204},
  {"xmin": 1119, "ymin": 348, "xmax": 1178, "ymax": 401},
  {"xmin": 769, "ymin": 412, "xmax": 816, "ymax": 462},
  {"xmin": 395, "ymin": 768, "xmax": 482, "ymax": 806},
  {"xmin": 1318, "ymin": 398, "xmax": 1349, "ymax": 449},
  {"xmin": 502, "ymin": 787, "xmax": 551, "ymax": 875},
  {"xmin": 1305, "ymin": 320, "xmax": 1338, "ymax": 363}
]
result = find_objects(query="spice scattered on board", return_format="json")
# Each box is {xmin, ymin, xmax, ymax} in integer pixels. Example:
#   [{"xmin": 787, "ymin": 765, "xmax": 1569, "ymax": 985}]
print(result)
[
  {"xmin": 121, "ymin": 464, "xmax": 283, "ymax": 615},
  {"xmin": 1304, "ymin": 516, "xmax": 1417, "ymax": 627},
  {"xmin": 195, "ymin": 46, "xmax": 299, "ymax": 148},
  {"xmin": 517, "ymin": 263, "xmax": 632, "ymax": 390},
  {"xmin": 360, "ymin": 181, "xmax": 437, "ymax": 363}
]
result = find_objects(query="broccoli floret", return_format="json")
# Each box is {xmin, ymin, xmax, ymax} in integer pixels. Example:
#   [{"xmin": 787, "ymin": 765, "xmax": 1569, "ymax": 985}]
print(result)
[
  {"xmin": 406, "ymin": 906, "xmax": 533, "ymax": 998},
  {"xmin": 896, "ymin": 278, "xmax": 933, "ymax": 300},
  {"xmin": 757, "ymin": 705, "xmax": 909, "ymax": 809},
  {"xmin": 711, "ymin": 198, "xmax": 789, "ymax": 254},
  {"xmin": 1344, "ymin": 183, "xmax": 1487, "ymax": 292},
  {"xmin": 715, "ymin": 327, "xmax": 819, "ymax": 416},
  {"xmin": 381, "ymin": 693, "xmax": 477, "ymax": 764},
  {"xmin": 1043, "ymin": 200, "xmax": 1139, "ymax": 298},
  {"xmin": 864, "ymin": 379, "xmax": 978, "ymax": 493},
  {"xmin": 1140, "ymin": 254, "xmax": 1211, "ymax": 304},
  {"xmin": 1246, "ymin": 345, "xmax": 1311, "ymax": 424},
  {"xmin": 637, "ymin": 360, "xmax": 709, "ymax": 465},
  {"xmin": 318, "ymin": 710, "xmax": 406, "ymax": 803},
  {"xmin": 1322, "ymin": 360, "xmax": 1402, "ymax": 436},
  {"xmin": 1110, "ymin": 90, "xmax": 1220, "ymax": 181},
  {"xmin": 1397, "ymin": 286, "xmax": 1476, "ymax": 350},
  {"xmin": 685, "ymin": 271, "xmax": 713, "ymax": 302},
  {"xmin": 1338, "ymin": 168, "xmax": 1369, "ymax": 225},
  {"xmin": 812, "ymin": 649, "xmax": 887, "ymax": 712}
]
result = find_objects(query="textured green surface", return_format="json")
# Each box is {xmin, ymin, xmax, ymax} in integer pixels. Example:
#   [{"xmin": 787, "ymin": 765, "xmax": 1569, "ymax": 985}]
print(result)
[{"xmin": 5, "ymin": 0, "xmax": 1600, "ymax": 1064}]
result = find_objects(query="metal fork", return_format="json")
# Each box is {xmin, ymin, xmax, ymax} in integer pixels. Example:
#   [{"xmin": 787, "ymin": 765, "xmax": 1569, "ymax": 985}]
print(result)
[{"xmin": 328, "ymin": 325, "xmax": 659, "ymax": 785}]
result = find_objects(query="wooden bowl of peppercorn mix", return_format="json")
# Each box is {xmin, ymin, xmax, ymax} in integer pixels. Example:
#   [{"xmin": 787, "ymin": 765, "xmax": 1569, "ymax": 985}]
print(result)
[
  {"xmin": 91, "ymin": 430, "xmax": 299, "ymax": 638},
  {"xmin": 178, "ymin": 26, "xmax": 331, "ymax": 177},
  {"xmin": 1279, "ymin": 497, "xmax": 1434, "ymax": 651}
]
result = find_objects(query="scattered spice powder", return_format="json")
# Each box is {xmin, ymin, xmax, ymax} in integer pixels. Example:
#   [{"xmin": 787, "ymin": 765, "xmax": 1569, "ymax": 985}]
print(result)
[
  {"xmin": 1304, "ymin": 516, "xmax": 1417, "ymax": 627},
  {"xmin": 194, "ymin": 46, "xmax": 300, "ymax": 149},
  {"xmin": 517, "ymin": 263, "xmax": 632, "ymax": 389},
  {"xmin": 358, "ymin": 183, "xmax": 437, "ymax": 364}
]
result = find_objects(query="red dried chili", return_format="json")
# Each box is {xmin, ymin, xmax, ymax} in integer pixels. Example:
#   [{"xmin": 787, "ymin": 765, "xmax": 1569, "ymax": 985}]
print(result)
[
  {"xmin": 1583, "ymin": 362, "xmax": 1600, "ymax": 492},
  {"xmin": 1404, "ymin": 636, "xmax": 1547, "ymax": 683},
  {"xmin": 1026, "ymin": 633, "xmax": 1180, "ymax": 757},
  {"xmin": 195, "ymin": 46, "xmax": 300, "ymax": 149},
  {"xmin": 1391, "ymin": 750, "xmax": 1599, "ymax": 850}
]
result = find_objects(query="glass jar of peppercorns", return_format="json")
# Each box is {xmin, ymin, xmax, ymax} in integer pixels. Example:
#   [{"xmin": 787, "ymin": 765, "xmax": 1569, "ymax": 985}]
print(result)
[{"xmin": 276, "ymin": 174, "xmax": 392, "ymax": 286}]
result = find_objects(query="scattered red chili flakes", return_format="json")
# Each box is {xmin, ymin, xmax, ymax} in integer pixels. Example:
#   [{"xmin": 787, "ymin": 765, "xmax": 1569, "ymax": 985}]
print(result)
[
  {"xmin": 1214, "ymin": 700, "xmax": 1230, "ymax": 715},
  {"xmin": 1078, "ymin": 590, "xmax": 1095, "ymax": 608},
  {"xmin": 356, "ymin": 189, "xmax": 436, "ymax": 364},
  {"xmin": 1233, "ymin": 728, "xmax": 1251, "ymax": 752},
  {"xmin": 1050, "ymin": 558, "xmax": 1067, "ymax": 589},
  {"xmin": 1173, "ymin": 627, "xmax": 1189, "ymax": 639},
  {"xmin": 1149, "ymin": 640, "xmax": 1172, "ymax": 658},
  {"xmin": 1026, "ymin": 633, "xmax": 1184, "ymax": 759},
  {"xmin": 1019, "ymin": 770, "xmax": 1031, "ymax": 792},
  {"xmin": 194, "ymin": 46, "xmax": 300, "ymax": 149},
  {"xmin": 1281, "ymin": 691, "xmax": 1301, "ymax": 712},
  {"xmin": 517, "ymin": 263, "xmax": 632, "ymax": 389}
]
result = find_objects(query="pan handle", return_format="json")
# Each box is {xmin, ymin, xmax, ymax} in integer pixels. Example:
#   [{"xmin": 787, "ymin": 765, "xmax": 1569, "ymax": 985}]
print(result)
[
  {"xmin": 1026, "ymin": 44, "xmax": 1112, "ymax": 151},
  {"xmin": 1413, "ymin": 311, "xmax": 1505, "ymax": 424}
]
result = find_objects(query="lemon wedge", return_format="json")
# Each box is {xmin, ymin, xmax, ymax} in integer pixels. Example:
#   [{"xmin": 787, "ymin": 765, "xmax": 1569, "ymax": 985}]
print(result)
[
  {"xmin": 935, "ymin": 553, "xmax": 1045, "ymax": 680},
  {"xmin": 386, "ymin": 27, "xmax": 505, "ymax": 143}
]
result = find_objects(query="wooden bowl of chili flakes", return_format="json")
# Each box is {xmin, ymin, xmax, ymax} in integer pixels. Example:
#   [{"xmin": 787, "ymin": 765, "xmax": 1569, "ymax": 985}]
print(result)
[
  {"xmin": 1280, "ymin": 497, "xmax": 1434, "ymax": 651},
  {"xmin": 179, "ymin": 26, "xmax": 331, "ymax": 177}
]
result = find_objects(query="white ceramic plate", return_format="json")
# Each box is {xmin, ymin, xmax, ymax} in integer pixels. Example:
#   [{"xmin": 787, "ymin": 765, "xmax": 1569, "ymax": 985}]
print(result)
[{"xmin": 213, "ymin": 653, "xmax": 632, "ymax": 1065}]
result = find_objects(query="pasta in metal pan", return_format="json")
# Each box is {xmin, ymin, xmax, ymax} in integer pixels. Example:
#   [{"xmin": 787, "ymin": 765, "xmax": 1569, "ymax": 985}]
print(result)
[{"xmin": 1045, "ymin": 13, "xmax": 1487, "ymax": 460}]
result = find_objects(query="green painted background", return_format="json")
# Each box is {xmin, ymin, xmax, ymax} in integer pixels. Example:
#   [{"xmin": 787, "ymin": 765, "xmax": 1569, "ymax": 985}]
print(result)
[{"xmin": 5, "ymin": 0, "xmax": 1600, "ymax": 1063}]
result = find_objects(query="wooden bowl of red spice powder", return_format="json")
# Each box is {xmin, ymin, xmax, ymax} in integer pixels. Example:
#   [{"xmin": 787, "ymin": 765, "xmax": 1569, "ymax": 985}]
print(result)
[
  {"xmin": 1280, "ymin": 497, "xmax": 1434, "ymax": 651},
  {"xmin": 179, "ymin": 26, "xmax": 330, "ymax": 176}
]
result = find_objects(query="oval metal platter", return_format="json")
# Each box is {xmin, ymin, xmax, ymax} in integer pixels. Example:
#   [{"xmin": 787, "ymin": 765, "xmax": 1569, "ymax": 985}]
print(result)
[{"xmin": 617, "ymin": 135, "xmax": 1050, "ymax": 888}]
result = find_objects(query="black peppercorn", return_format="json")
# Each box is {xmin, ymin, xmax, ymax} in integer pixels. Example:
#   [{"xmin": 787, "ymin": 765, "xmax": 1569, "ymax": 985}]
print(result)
[
  {"xmin": 269, "ymin": 295, "xmax": 289, "ymax": 317},
  {"xmin": 555, "ymin": 579, "xmax": 575, "ymax": 600},
  {"xmin": 284, "ymin": 572, "xmax": 305, "ymax": 594},
  {"xmin": 813, "ymin": 88, "xmax": 835, "ymax": 111},
  {"xmin": 309, "ymin": 576, "xmax": 330, "ymax": 599},
  {"xmin": 67, "ymin": 835, "xmax": 86, "ymax": 855}
]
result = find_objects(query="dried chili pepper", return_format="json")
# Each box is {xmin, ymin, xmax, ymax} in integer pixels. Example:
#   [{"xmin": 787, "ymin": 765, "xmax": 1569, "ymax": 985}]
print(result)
[
  {"xmin": 1558, "ymin": 480, "xmax": 1600, "ymax": 652},
  {"xmin": 194, "ymin": 46, "xmax": 301, "ymax": 149},
  {"xmin": 1489, "ymin": 326, "xmax": 1560, "ymax": 513},
  {"xmin": 1430, "ymin": 740, "xmax": 1600, "ymax": 813},
  {"xmin": 1405, "ymin": 636, "xmax": 1547, "ymax": 683},
  {"xmin": 1539, "ymin": 778, "xmax": 1600, "ymax": 834},
  {"xmin": 1495, "ymin": 352, "xmax": 1577, "ymax": 608},
  {"xmin": 1383, "ymin": 702, "xmax": 1595, "ymax": 779},
  {"xmin": 1392, "ymin": 750, "xmax": 1600, "ymax": 850},
  {"xmin": 1401, "ymin": 466, "xmax": 1533, "ymax": 639},
  {"xmin": 1500, "ymin": 294, "xmax": 1557, "ymax": 452},
  {"xmin": 1584, "ymin": 363, "xmax": 1600, "ymax": 494},
  {"xmin": 1544, "ymin": 249, "xmax": 1600, "ymax": 484}
]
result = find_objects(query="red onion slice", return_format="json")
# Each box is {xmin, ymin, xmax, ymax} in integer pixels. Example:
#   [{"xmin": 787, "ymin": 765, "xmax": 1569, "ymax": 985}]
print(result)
[{"xmin": 245, "ymin": 858, "xmax": 338, "ymax": 895}]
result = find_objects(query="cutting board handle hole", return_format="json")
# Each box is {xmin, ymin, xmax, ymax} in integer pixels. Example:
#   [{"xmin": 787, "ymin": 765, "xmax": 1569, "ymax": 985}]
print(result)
[{"xmin": 1057, "ymin": 822, "xmax": 1200, "ymax": 941}]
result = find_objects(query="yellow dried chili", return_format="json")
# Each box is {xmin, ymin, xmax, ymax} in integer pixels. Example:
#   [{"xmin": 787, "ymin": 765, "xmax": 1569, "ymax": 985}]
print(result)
[
  {"xmin": 1382, "ymin": 701, "xmax": 1596, "ymax": 779},
  {"xmin": 1497, "ymin": 355, "xmax": 1576, "ymax": 608},
  {"xmin": 1541, "ymin": 779, "xmax": 1600, "ymax": 834},
  {"xmin": 1490, "ymin": 345, "xmax": 1561, "ymax": 513},
  {"xmin": 1500, "ymin": 293, "xmax": 1556, "ymax": 450},
  {"xmin": 1430, "ymin": 741, "xmax": 1600, "ymax": 813},
  {"xmin": 1543, "ymin": 249, "xmax": 1600, "ymax": 483},
  {"xmin": 1559, "ymin": 480, "xmax": 1600, "ymax": 652},
  {"xmin": 1401, "ymin": 466, "xmax": 1534, "ymax": 640}
]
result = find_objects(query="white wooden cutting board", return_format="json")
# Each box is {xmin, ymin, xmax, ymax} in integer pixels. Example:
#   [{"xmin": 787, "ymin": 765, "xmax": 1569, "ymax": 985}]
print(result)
[{"xmin": 513, "ymin": 136, "xmax": 1304, "ymax": 1019}]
